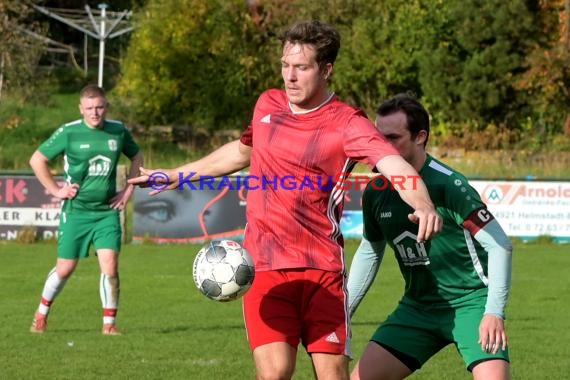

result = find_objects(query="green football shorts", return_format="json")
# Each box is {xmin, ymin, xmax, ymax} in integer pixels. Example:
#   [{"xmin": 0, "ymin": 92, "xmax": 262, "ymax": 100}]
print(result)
[
  {"xmin": 57, "ymin": 210, "xmax": 121, "ymax": 259},
  {"xmin": 370, "ymin": 294, "xmax": 510, "ymax": 371}
]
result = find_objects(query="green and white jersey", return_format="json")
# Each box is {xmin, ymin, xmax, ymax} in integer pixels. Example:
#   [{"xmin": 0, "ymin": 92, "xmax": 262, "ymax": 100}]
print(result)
[
  {"xmin": 363, "ymin": 155, "xmax": 489, "ymax": 306},
  {"xmin": 39, "ymin": 119, "xmax": 140, "ymax": 211}
]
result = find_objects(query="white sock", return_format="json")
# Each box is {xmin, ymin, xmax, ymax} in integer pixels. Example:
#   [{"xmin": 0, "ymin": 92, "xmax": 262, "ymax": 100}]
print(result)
[
  {"xmin": 100, "ymin": 274, "xmax": 120, "ymax": 325},
  {"xmin": 37, "ymin": 268, "xmax": 67, "ymax": 315}
]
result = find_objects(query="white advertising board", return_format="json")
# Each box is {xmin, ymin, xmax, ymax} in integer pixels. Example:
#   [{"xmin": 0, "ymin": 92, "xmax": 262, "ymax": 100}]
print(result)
[{"xmin": 471, "ymin": 180, "xmax": 570, "ymax": 242}]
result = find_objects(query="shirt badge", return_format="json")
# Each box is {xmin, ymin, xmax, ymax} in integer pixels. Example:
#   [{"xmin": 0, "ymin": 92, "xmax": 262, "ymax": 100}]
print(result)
[{"xmin": 108, "ymin": 139, "xmax": 118, "ymax": 151}]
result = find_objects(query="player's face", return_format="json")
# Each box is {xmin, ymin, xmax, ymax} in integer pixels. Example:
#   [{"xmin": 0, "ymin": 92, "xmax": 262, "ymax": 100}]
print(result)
[
  {"xmin": 281, "ymin": 42, "xmax": 331, "ymax": 112},
  {"xmin": 376, "ymin": 111, "xmax": 426, "ymax": 167},
  {"xmin": 79, "ymin": 96, "xmax": 108, "ymax": 128}
]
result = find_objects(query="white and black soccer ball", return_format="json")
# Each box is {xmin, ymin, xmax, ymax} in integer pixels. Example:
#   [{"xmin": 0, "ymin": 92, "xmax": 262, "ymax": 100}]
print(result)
[{"xmin": 192, "ymin": 240, "xmax": 255, "ymax": 302}]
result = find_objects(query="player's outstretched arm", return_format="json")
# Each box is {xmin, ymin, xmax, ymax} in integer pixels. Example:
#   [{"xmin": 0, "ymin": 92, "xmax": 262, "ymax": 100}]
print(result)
[
  {"xmin": 375, "ymin": 155, "xmax": 442, "ymax": 242},
  {"xmin": 128, "ymin": 140, "xmax": 251, "ymax": 196}
]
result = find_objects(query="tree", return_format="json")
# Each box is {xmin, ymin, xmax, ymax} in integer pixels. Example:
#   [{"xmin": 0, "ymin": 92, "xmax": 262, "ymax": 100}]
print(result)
[
  {"xmin": 0, "ymin": 0, "xmax": 46, "ymax": 101},
  {"xmin": 114, "ymin": 0, "xmax": 567, "ymax": 149},
  {"xmin": 114, "ymin": 0, "xmax": 283, "ymax": 131},
  {"xmin": 273, "ymin": 0, "xmax": 425, "ymax": 113},
  {"xmin": 415, "ymin": 0, "xmax": 541, "ymax": 136},
  {"xmin": 337, "ymin": 0, "xmax": 429, "ymax": 112},
  {"xmin": 516, "ymin": 0, "xmax": 570, "ymax": 138},
  {"xmin": 115, "ymin": 0, "xmax": 430, "ymax": 129}
]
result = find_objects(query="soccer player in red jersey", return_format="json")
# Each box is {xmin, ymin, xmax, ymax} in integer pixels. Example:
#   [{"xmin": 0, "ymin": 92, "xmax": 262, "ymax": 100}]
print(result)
[{"xmin": 129, "ymin": 21, "xmax": 442, "ymax": 380}]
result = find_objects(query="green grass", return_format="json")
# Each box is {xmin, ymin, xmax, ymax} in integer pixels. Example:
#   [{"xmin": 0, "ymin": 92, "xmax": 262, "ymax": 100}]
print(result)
[
  {"xmin": 354, "ymin": 241, "xmax": 570, "ymax": 379},
  {"xmin": 0, "ymin": 94, "xmax": 80, "ymax": 169},
  {"xmin": 427, "ymin": 148, "xmax": 570, "ymax": 180},
  {"xmin": 0, "ymin": 240, "xmax": 568, "ymax": 379}
]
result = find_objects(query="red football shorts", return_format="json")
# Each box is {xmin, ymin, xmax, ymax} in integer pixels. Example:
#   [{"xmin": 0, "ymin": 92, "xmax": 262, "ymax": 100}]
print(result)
[{"xmin": 243, "ymin": 268, "xmax": 352, "ymax": 357}]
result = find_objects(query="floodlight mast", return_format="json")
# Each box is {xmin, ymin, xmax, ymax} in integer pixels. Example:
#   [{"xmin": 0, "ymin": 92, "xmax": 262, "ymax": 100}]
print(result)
[
  {"xmin": 97, "ymin": 4, "xmax": 107, "ymax": 87},
  {"xmin": 33, "ymin": 3, "xmax": 133, "ymax": 88}
]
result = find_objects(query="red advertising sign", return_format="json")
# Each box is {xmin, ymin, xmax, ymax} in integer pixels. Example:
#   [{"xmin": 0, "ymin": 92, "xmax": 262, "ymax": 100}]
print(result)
[{"xmin": 0, "ymin": 175, "xmax": 63, "ymax": 240}]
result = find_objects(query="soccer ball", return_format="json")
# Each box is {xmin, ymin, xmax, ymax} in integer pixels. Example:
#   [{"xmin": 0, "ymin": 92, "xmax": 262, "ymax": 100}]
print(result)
[{"xmin": 192, "ymin": 240, "xmax": 255, "ymax": 302}]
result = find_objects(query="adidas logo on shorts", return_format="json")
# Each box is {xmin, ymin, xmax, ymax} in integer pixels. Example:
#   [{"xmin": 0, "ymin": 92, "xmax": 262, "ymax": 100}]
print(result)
[{"xmin": 325, "ymin": 332, "xmax": 340, "ymax": 344}]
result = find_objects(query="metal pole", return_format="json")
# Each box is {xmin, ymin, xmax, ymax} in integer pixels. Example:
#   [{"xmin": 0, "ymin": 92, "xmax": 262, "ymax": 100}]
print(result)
[
  {"xmin": 566, "ymin": 0, "xmax": 570, "ymax": 52},
  {"xmin": 32, "ymin": 3, "xmax": 132, "ymax": 87},
  {"xmin": 84, "ymin": 33, "xmax": 88, "ymax": 76},
  {"xmin": 98, "ymin": 3, "xmax": 108, "ymax": 88}
]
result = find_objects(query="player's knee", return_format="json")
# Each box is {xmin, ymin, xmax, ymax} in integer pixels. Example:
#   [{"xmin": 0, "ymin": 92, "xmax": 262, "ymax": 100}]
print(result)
[
  {"xmin": 255, "ymin": 359, "xmax": 295, "ymax": 380},
  {"xmin": 255, "ymin": 369, "xmax": 294, "ymax": 380},
  {"xmin": 56, "ymin": 264, "xmax": 76, "ymax": 279}
]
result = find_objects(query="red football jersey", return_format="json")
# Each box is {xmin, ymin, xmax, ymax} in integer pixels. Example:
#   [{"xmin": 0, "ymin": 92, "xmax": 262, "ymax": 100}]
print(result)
[{"xmin": 240, "ymin": 89, "xmax": 398, "ymax": 272}]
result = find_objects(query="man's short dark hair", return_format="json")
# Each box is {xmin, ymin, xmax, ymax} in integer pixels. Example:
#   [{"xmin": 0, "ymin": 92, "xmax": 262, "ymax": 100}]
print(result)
[
  {"xmin": 377, "ymin": 93, "xmax": 430, "ymax": 145},
  {"xmin": 279, "ymin": 20, "xmax": 341, "ymax": 71}
]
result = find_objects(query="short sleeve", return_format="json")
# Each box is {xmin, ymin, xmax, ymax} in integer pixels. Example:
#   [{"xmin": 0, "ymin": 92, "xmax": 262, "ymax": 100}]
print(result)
[
  {"xmin": 38, "ymin": 126, "xmax": 67, "ymax": 160},
  {"xmin": 343, "ymin": 112, "xmax": 399, "ymax": 169},
  {"xmin": 240, "ymin": 124, "xmax": 253, "ymax": 147},
  {"xmin": 122, "ymin": 126, "xmax": 140, "ymax": 158},
  {"xmin": 445, "ymin": 173, "xmax": 487, "ymax": 225}
]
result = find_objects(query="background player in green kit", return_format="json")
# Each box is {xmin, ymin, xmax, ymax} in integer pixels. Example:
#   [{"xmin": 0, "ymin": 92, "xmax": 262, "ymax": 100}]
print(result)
[
  {"xmin": 348, "ymin": 94, "xmax": 513, "ymax": 380},
  {"xmin": 29, "ymin": 84, "xmax": 143, "ymax": 335}
]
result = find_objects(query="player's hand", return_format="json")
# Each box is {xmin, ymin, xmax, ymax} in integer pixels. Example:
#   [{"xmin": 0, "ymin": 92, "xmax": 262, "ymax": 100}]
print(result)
[
  {"xmin": 127, "ymin": 167, "xmax": 179, "ymax": 196},
  {"xmin": 54, "ymin": 183, "xmax": 79, "ymax": 199},
  {"xmin": 408, "ymin": 206, "xmax": 443, "ymax": 242},
  {"xmin": 110, "ymin": 185, "xmax": 134, "ymax": 210},
  {"xmin": 478, "ymin": 314, "xmax": 508, "ymax": 354}
]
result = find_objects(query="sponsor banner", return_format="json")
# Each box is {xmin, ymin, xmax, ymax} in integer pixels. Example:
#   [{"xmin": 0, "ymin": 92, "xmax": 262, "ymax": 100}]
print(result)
[
  {"xmin": 471, "ymin": 180, "xmax": 570, "ymax": 242},
  {"xmin": 134, "ymin": 177, "xmax": 570, "ymax": 243},
  {"xmin": 5, "ymin": 174, "xmax": 568, "ymax": 243},
  {"xmin": 341, "ymin": 180, "xmax": 570, "ymax": 241},
  {"xmin": 0, "ymin": 175, "xmax": 63, "ymax": 240},
  {"xmin": 0, "ymin": 207, "xmax": 60, "ymax": 226}
]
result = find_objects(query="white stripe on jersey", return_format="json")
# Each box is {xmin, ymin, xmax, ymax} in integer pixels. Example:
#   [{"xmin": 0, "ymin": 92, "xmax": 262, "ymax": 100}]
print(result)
[
  {"xmin": 463, "ymin": 228, "xmax": 489, "ymax": 285},
  {"xmin": 428, "ymin": 159, "xmax": 453, "ymax": 176},
  {"xmin": 63, "ymin": 119, "xmax": 83, "ymax": 127},
  {"xmin": 326, "ymin": 159, "xmax": 357, "ymax": 255}
]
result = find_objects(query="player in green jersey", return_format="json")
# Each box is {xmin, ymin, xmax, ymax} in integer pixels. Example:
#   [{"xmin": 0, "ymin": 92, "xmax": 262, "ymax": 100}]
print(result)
[
  {"xmin": 348, "ymin": 94, "xmax": 513, "ymax": 380},
  {"xmin": 29, "ymin": 84, "xmax": 143, "ymax": 335}
]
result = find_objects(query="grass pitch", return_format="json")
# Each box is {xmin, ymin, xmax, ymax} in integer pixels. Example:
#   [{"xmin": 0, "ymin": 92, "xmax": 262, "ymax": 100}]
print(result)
[{"xmin": 0, "ymin": 240, "xmax": 568, "ymax": 379}]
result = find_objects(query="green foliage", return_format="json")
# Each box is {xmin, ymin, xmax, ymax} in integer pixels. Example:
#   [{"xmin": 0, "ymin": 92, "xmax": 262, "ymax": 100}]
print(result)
[
  {"xmin": 113, "ymin": 0, "xmax": 570, "ymax": 148},
  {"xmin": 114, "ymin": 0, "xmax": 281, "ymax": 130},
  {"xmin": 0, "ymin": 93, "xmax": 80, "ymax": 169},
  {"xmin": 333, "ymin": 0, "xmax": 425, "ymax": 112},
  {"xmin": 0, "ymin": 0, "xmax": 49, "ymax": 101},
  {"xmin": 427, "ymin": 148, "xmax": 570, "ymax": 179},
  {"xmin": 2, "ymin": 0, "xmax": 569, "ymax": 158},
  {"xmin": 517, "ymin": 0, "xmax": 570, "ymax": 137},
  {"xmin": 114, "ymin": 0, "xmax": 430, "ymax": 128},
  {"xmin": 417, "ymin": 0, "xmax": 540, "ymax": 133}
]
